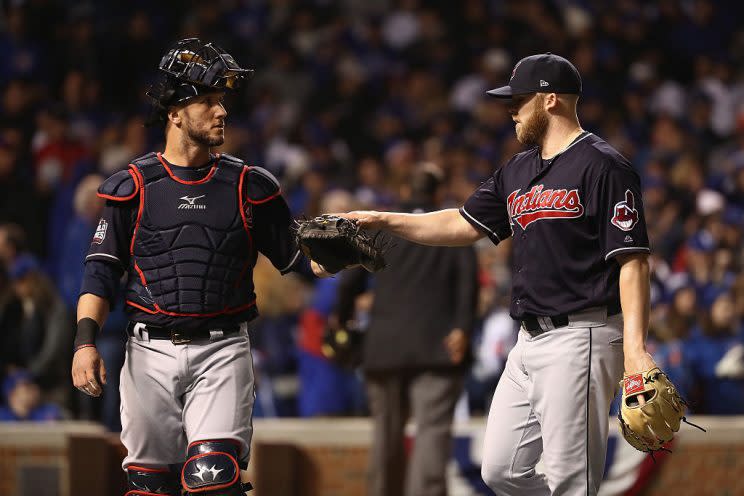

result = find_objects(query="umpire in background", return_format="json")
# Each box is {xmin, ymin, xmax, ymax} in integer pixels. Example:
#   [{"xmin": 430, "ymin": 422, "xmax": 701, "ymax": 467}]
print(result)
[{"xmin": 335, "ymin": 163, "xmax": 478, "ymax": 496}]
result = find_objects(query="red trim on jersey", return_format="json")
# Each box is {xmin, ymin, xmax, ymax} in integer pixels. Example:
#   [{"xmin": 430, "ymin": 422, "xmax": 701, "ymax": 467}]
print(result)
[
  {"xmin": 243, "ymin": 166, "xmax": 282, "ymax": 204},
  {"xmin": 181, "ymin": 451, "xmax": 240, "ymax": 493},
  {"xmin": 96, "ymin": 168, "xmax": 140, "ymax": 201},
  {"xmin": 235, "ymin": 167, "xmax": 254, "ymax": 288},
  {"xmin": 126, "ymin": 299, "xmax": 257, "ymax": 317},
  {"xmin": 126, "ymin": 465, "xmax": 170, "ymax": 473},
  {"xmin": 157, "ymin": 152, "xmax": 218, "ymax": 184},
  {"xmin": 126, "ymin": 300, "xmax": 158, "ymax": 314},
  {"xmin": 129, "ymin": 166, "xmax": 145, "ymax": 255},
  {"xmin": 133, "ymin": 262, "xmax": 147, "ymax": 286},
  {"xmin": 238, "ymin": 167, "xmax": 251, "ymax": 234},
  {"xmin": 127, "ymin": 159, "xmax": 256, "ymax": 318}
]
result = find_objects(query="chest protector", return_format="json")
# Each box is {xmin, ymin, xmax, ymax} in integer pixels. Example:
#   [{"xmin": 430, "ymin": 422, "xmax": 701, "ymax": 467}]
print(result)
[{"xmin": 126, "ymin": 152, "xmax": 256, "ymax": 317}]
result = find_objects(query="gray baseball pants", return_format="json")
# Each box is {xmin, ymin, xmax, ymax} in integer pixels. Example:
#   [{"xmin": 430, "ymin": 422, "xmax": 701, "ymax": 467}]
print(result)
[
  {"xmin": 119, "ymin": 323, "xmax": 255, "ymax": 469},
  {"xmin": 480, "ymin": 308, "xmax": 625, "ymax": 495}
]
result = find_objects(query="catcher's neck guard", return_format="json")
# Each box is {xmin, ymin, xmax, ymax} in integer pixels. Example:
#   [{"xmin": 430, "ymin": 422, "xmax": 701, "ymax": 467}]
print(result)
[{"xmin": 145, "ymin": 38, "xmax": 254, "ymax": 127}]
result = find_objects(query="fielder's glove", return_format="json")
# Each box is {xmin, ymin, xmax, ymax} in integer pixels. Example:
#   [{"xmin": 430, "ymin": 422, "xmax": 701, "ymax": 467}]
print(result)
[
  {"xmin": 617, "ymin": 367, "xmax": 704, "ymax": 453},
  {"xmin": 296, "ymin": 215, "xmax": 386, "ymax": 274}
]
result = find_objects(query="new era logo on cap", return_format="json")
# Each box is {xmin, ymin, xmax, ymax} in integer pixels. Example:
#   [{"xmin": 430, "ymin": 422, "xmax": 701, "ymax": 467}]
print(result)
[{"xmin": 487, "ymin": 53, "xmax": 582, "ymax": 99}]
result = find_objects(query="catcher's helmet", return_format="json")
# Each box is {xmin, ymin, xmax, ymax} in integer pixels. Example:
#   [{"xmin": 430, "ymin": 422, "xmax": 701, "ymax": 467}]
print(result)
[{"xmin": 146, "ymin": 38, "xmax": 253, "ymax": 126}]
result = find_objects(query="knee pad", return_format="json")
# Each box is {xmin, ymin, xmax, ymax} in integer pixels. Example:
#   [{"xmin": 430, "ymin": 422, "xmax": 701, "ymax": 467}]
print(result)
[
  {"xmin": 125, "ymin": 465, "xmax": 180, "ymax": 495},
  {"xmin": 181, "ymin": 439, "xmax": 251, "ymax": 494}
]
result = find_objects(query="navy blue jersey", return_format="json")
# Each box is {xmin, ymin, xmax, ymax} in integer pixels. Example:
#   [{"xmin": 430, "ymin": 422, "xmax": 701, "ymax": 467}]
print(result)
[
  {"xmin": 460, "ymin": 132, "xmax": 650, "ymax": 319},
  {"xmin": 81, "ymin": 154, "xmax": 309, "ymax": 331}
]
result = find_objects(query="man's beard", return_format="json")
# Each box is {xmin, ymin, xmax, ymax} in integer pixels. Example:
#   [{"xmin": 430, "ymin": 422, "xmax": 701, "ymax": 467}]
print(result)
[
  {"xmin": 185, "ymin": 122, "xmax": 224, "ymax": 147},
  {"xmin": 516, "ymin": 104, "xmax": 549, "ymax": 147}
]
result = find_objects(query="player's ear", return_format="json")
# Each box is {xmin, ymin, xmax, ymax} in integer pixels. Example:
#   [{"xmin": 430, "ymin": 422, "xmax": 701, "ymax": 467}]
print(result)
[
  {"xmin": 543, "ymin": 92, "xmax": 558, "ymax": 110},
  {"xmin": 167, "ymin": 107, "xmax": 182, "ymax": 126}
]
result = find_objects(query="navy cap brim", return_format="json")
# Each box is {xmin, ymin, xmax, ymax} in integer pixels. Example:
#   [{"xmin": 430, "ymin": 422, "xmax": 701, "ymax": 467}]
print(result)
[{"xmin": 486, "ymin": 85, "xmax": 513, "ymax": 98}]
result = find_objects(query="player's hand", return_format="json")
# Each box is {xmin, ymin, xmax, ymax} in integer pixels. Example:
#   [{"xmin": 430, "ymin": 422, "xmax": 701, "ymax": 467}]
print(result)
[
  {"xmin": 623, "ymin": 349, "xmax": 657, "ymax": 405},
  {"xmin": 71, "ymin": 346, "xmax": 107, "ymax": 397},
  {"xmin": 310, "ymin": 260, "xmax": 332, "ymax": 278},
  {"xmin": 623, "ymin": 349, "xmax": 656, "ymax": 376},
  {"xmin": 336, "ymin": 211, "xmax": 386, "ymax": 229},
  {"xmin": 444, "ymin": 328, "xmax": 468, "ymax": 364}
]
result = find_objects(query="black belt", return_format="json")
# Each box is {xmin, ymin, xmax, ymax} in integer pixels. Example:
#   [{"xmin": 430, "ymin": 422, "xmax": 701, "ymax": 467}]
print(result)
[
  {"xmin": 126, "ymin": 321, "xmax": 242, "ymax": 344},
  {"xmin": 520, "ymin": 302, "xmax": 621, "ymax": 337}
]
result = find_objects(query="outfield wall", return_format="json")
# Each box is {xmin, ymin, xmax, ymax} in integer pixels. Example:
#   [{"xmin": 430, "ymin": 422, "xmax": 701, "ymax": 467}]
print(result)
[{"xmin": 0, "ymin": 416, "xmax": 741, "ymax": 496}]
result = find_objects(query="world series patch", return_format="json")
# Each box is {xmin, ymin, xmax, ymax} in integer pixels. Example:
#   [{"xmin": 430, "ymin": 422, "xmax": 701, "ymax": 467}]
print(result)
[{"xmin": 93, "ymin": 219, "xmax": 107, "ymax": 244}]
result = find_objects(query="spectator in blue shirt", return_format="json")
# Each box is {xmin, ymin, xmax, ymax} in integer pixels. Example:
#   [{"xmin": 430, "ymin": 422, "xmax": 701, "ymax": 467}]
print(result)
[
  {"xmin": 684, "ymin": 290, "xmax": 744, "ymax": 414},
  {"xmin": 0, "ymin": 369, "xmax": 63, "ymax": 421}
]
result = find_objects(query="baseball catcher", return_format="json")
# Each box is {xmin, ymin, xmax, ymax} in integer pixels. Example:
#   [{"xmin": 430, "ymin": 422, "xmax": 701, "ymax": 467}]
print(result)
[
  {"xmin": 618, "ymin": 367, "xmax": 705, "ymax": 453},
  {"xmin": 296, "ymin": 215, "xmax": 386, "ymax": 274}
]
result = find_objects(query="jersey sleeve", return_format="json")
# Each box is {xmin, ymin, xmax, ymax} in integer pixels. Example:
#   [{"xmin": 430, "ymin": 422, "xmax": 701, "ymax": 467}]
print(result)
[
  {"xmin": 80, "ymin": 199, "xmax": 135, "ymax": 303},
  {"xmin": 85, "ymin": 200, "xmax": 135, "ymax": 267},
  {"xmin": 591, "ymin": 164, "xmax": 650, "ymax": 261},
  {"xmin": 249, "ymin": 184, "xmax": 306, "ymax": 275},
  {"xmin": 459, "ymin": 167, "xmax": 512, "ymax": 245}
]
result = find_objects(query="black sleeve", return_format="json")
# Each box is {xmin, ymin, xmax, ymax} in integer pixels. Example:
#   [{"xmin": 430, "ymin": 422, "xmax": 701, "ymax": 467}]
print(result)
[
  {"xmin": 459, "ymin": 165, "xmax": 513, "ymax": 245},
  {"xmin": 590, "ymin": 164, "xmax": 651, "ymax": 261},
  {"xmin": 251, "ymin": 194, "xmax": 306, "ymax": 275},
  {"xmin": 79, "ymin": 260, "xmax": 124, "ymax": 305},
  {"xmin": 451, "ymin": 246, "xmax": 479, "ymax": 334},
  {"xmin": 80, "ymin": 199, "xmax": 135, "ymax": 304},
  {"xmin": 85, "ymin": 200, "xmax": 135, "ymax": 268}
]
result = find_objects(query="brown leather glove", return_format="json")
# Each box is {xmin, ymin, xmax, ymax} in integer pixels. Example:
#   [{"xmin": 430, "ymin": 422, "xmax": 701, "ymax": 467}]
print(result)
[{"xmin": 617, "ymin": 367, "xmax": 703, "ymax": 452}]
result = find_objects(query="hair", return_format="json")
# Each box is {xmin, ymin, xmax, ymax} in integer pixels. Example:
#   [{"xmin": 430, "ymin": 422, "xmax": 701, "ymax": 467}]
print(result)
[
  {"xmin": 0, "ymin": 223, "xmax": 27, "ymax": 253},
  {"xmin": 410, "ymin": 162, "xmax": 445, "ymax": 203},
  {"xmin": 73, "ymin": 174, "xmax": 104, "ymax": 217},
  {"xmin": 17, "ymin": 270, "xmax": 58, "ymax": 311}
]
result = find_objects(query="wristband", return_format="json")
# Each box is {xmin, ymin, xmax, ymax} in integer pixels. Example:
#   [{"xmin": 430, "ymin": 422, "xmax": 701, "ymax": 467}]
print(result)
[{"xmin": 74, "ymin": 317, "xmax": 100, "ymax": 350}]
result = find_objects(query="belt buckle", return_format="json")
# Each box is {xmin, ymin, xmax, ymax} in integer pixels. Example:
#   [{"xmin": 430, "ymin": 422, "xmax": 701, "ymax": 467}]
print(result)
[{"xmin": 170, "ymin": 331, "xmax": 191, "ymax": 344}]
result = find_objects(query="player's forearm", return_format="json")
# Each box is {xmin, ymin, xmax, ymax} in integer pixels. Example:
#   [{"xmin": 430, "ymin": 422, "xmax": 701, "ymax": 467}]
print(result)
[
  {"xmin": 75, "ymin": 293, "xmax": 111, "ymax": 349},
  {"xmin": 382, "ymin": 208, "xmax": 483, "ymax": 246},
  {"xmin": 617, "ymin": 254, "xmax": 650, "ymax": 354},
  {"xmin": 77, "ymin": 293, "xmax": 110, "ymax": 325}
]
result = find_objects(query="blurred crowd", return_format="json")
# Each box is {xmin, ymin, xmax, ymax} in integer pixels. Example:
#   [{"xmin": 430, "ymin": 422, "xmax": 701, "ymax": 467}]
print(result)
[{"xmin": 1, "ymin": 0, "xmax": 744, "ymax": 426}]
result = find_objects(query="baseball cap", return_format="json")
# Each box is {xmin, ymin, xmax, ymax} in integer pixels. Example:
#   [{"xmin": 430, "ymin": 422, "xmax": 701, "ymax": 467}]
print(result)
[
  {"xmin": 2, "ymin": 369, "xmax": 33, "ymax": 401},
  {"xmin": 486, "ymin": 53, "xmax": 582, "ymax": 99}
]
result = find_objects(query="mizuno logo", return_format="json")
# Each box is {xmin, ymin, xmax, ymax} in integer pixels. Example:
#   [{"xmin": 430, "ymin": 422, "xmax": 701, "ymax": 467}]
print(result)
[{"xmin": 179, "ymin": 195, "xmax": 206, "ymax": 210}]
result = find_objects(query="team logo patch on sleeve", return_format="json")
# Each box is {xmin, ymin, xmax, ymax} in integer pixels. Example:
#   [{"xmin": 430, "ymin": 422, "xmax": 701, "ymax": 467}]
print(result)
[
  {"xmin": 92, "ymin": 219, "xmax": 107, "ymax": 244},
  {"xmin": 611, "ymin": 190, "xmax": 639, "ymax": 231}
]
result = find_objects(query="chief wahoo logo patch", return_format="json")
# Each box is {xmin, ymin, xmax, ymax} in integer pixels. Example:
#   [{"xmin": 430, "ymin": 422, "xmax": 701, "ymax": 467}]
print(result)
[{"xmin": 611, "ymin": 190, "xmax": 639, "ymax": 231}]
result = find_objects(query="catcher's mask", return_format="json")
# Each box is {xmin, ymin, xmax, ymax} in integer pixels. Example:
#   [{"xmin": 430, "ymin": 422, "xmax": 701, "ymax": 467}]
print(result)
[{"xmin": 145, "ymin": 38, "xmax": 253, "ymax": 127}]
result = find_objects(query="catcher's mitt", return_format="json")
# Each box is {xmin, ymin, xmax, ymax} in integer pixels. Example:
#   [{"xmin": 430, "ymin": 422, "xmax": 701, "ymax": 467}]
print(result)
[
  {"xmin": 617, "ymin": 367, "xmax": 704, "ymax": 453},
  {"xmin": 296, "ymin": 215, "xmax": 386, "ymax": 274}
]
